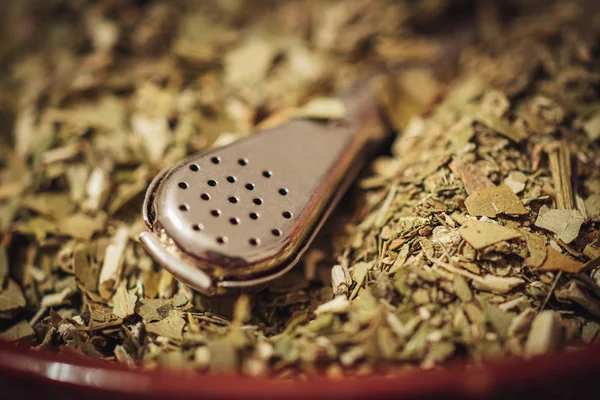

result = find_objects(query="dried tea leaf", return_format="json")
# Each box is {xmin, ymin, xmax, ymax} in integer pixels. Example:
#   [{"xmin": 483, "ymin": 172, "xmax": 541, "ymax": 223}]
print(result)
[
  {"xmin": 351, "ymin": 261, "xmax": 371, "ymax": 283},
  {"xmin": 98, "ymin": 226, "xmax": 129, "ymax": 298},
  {"xmin": 583, "ymin": 111, "xmax": 600, "ymax": 141},
  {"xmin": 85, "ymin": 167, "xmax": 108, "ymax": 213},
  {"xmin": 1, "ymin": 320, "xmax": 35, "ymax": 342},
  {"xmin": 504, "ymin": 172, "xmax": 527, "ymax": 194},
  {"xmin": 450, "ymin": 160, "xmax": 495, "ymax": 195},
  {"xmin": 482, "ymin": 300, "xmax": 515, "ymax": 338},
  {"xmin": 112, "ymin": 282, "xmax": 138, "ymax": 318},
  {"xmin": 331, "ymin": 263, "xmax": 352, "ymax": 297},
  {"xmin": 523, "ymin": 232, "xmax": 548, "ymax": 267},
  {"xmin": 73, "ymin": 244, "xmax": 99, "ymax": 292},
  {"xmin": 534, "ymin": 206, "xmax": 584, "ymax": 243},
  {"xmin": 465, "ymin": 185, "xmax": 527, "ymax": 218},
  {"xmin": 108, "ymin": 180, "xmax": 147, "ymax": 215},
  {"xmin": 536, "ymin": 246, "xmax": 584, "ymax": 274},
  {"xmin": 472, "ymin": 275, "xmax": 525, "ymax": 294},
  {"xmin": 453, "ymin": 274, "xmax": 472, "ymax": 302},
  {"xmin": 508, "ymin": 308, "xmax": 536, "ymax": 337},
  {"xmin": 132, "ymin": 114, "xmax": 169, "ymax": 163},
  {"xmin": 208, "ymin": 338, "xmax": 238, "ymax": 373},
  {"xmin": 146, "ymin": 310, "xmax": 185, "ymax": 339},
  {"xmin": 1, "ymin": 0, "xmax": 600, "ymax": 377},
  {"xmin": 224, "ymin": 37, "xmax": 277, "ymax": 88},
  {"xmin": 314, "ymin": 296, "xmax": 350, "ymax": 316},
  {"xmin": 375, "ymin": 184, "xmax": 397, "ymax": 227},
  {"xmin": 137, "ymin": 298, "xmax": 173, "ymax": 322},
  {"xmin": 582, "ymin": 322, "xmax": 600, "ymax": 345},
  {"xmin": 233, "ymin": 295, "xmax": 251, "ymax": 324},
  {"xmin": 388, "ymin": 244, "xmax": 409, "ymax": 275},
  {"xmin": 480, "ymin": 90, "xmax": 510, "ymax": 117},
  {"xmin": 525, "ymin": 310, "xmax": 562, "ymax": 357},
  {"xmin": 40, "ymin": 287, "xmax": 74, "ymax": 309},
  {"xmin": 292, "ymin": 97, "xmax": 346, "ymax": 120},
  {"xmin": 458, "ymin": 220, "xmax": 522, "ymax": 250},
  {"xmin": 584, "ymin": 193, "xmax": 600, "ymax": 218},
  {"xmin": 424, "ymin": 341, "xmax": 455, "ymax": 365},
  {"xmin": 475, "ymin": 111, "xmax": 527, "ymax": 142},
  {"xmin": 0, "ymin": 279, "xmax": 27, "ymax": 312},
  {"xmin": 22, "ymin": 194, "xmax": 74, "ymax": 218},
  {"xmin": 15, "ymin": 217, "xmax": 56, "ymax": 241},
  {"xmin": 114, "ymin": 345, "xmax": 135, "ymax": 368},
  {"xmin": 56, "ymin": 212, "xmax": 107, "ymax": 240}
]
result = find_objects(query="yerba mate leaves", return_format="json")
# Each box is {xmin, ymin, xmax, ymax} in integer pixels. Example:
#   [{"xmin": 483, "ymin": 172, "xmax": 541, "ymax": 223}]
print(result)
[{"xmin": 0, "ymin": 0, "xmax": 599, "ymax": 378}]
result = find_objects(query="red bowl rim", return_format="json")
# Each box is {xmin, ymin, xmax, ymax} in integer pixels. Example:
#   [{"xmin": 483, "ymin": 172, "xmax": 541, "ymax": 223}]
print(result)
[{"xmin": 1, "ymin": 340, "xmax": 600, "ymax": 399}]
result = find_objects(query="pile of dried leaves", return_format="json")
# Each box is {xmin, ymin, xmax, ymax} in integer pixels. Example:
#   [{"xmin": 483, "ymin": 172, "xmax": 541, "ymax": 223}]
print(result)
[{"xmin": 1, "ymin": 0, "xmax": 600, "ymax": 378}]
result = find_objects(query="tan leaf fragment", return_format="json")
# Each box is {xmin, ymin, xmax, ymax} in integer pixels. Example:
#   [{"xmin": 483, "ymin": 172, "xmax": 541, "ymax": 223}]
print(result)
[
  {"xmin": 472, "ymin": 275, "xmax": 525, "ymax": 294},
  {"xmin": 314, "ymin": 296, "xmax": 350, "ymax": 316},
  {"xmin": 523, "ymin": 232, "xmax": 548, "ymax": 267},
  {"xmin": 131, "ymin": 114, "xmax": 170, "ymax": 163},
  {"xmin": 475, "ymin": 111, "xmax": 527, "ymax": 142},
  {"xmin": 331, "ymin": 264, "xmax": 352, "ymax": 297},
  {"xmin": 536, "ymin": 246, "xmax": 584, "ymax": 274},
  {"xmin": 40, "ymin": 287, "xmax": 75, "ymax": 308},
  {"xmin": 534, "ymin": 205, "xmax": 584, "ymax": 243},
  {"xmin": 458, "ymin": 220, "xmax": 522, "ymax": 250},
  {"xmin": 424, "ymin": 252, "xmax": 524, "ymax": 294},
  {"xmin": 56, "ymin": 212, "xmax": 107, "ymax": 240},
  {"xmin": 146, "ymin": 310, "xmax": 186, "ymax": 339},
  {"xmin": 112, "ymin": 282, "xmax": 138, "ymax": 319},
  {"xmin": 525, "ymin": 310, "xmax": 562, "ymax": 357},
  {"xmin": 585, "ymin": 193, "xmax": 600, "ymax": 218},
  {"xmin": 583, "ymin": 111, "xmax": 600, "ymax": 141},
  {"xmin": 292, "ymin": 97, "xmax": 346, "ymax": 120},
  {"xmin": 224, "ymin": 37, "xmax": 277, "ymax": 88},
  {"xmin": 73, "ymin": 244, "xmax": 100, "ymax": 292},
  {"xmin": 503, "ymin": 171, "xmax": 527, "ymax": 194},
  {"xmin": 450, "ymin": 160, "xmax": 495, "ymax": 195},
  {"xmin": 0, "ymin": 320, "xmax": 35, "ymax": 342},
  {"xmin": 99, "ymin": 226, "xmax": 129, "ymax": 299},
  {"xmin": 0, "ymin": 279, "xmax": 27, "ymax": 312},
  {"xmin": 465, "ymin": 185, "xmax": 528, "ymax": 218}
]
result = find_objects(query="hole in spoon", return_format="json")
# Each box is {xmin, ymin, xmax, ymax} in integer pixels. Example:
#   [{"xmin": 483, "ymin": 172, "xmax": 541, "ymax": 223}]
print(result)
[{"xmin": 282, "ymin": 211, "xmax": 292, "ymax": 219}]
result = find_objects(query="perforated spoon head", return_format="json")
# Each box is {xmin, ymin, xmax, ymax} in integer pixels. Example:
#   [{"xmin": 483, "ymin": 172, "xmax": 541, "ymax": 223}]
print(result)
[{"xmin": 139, "ymin": 79, "xmax": 385, "ymax": 295}]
